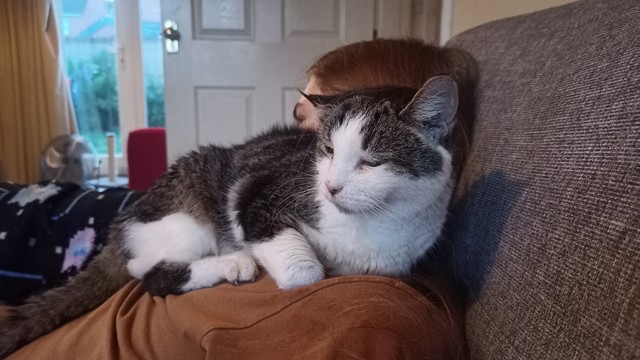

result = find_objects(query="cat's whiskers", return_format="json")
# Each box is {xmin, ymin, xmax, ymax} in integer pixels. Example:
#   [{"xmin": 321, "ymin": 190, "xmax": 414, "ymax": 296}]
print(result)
[
  {"xmin": 271, "ymin": 185, "xmax": 316, "ymax": 213},
  {"xmin": 356, "ymin": 201, "xmax": 375, "ymax": 226},
  {"xmin": 364, "ymin": 172, "xmax": 448, "ymax": 215},
  {"xmin": 267, "ymin": 187, "xmax": 318, "ymax": 232},
  {"xmin": 404, "ymin": 181, "xmax": 447, "ymax": 214},
  {"xmin": 368, "ymin": 204, "xmax": 397, "ymax": 227},
  {"xmin": 371, "ymin": 201, "xmax": 407, "ymax": 227},
  {"xmin": 266, "ymin": 129, "xmax": 318, "ymax": 207},
  {"xmin": 291, "ymin": 130, "xmax": 318, "ymax": 181},
  {"xmin": 371, "ymin": 198, "xmax": 424, "ymax": 228},
  {"xmin": 266, "ymin": 172, "xmax": 317, "ymax": 206}
]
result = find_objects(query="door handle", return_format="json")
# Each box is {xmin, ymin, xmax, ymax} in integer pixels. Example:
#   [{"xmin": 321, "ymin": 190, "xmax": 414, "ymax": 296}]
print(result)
[{"xmin": 162, "ymin": 20, "xmax": 180, "ymax": 54}]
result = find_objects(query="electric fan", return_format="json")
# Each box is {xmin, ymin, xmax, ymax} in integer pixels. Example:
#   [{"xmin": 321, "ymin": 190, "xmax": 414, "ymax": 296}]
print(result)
[{"xmin": 40, "ymin": 134, "xmax": 100, "ymax": 185}]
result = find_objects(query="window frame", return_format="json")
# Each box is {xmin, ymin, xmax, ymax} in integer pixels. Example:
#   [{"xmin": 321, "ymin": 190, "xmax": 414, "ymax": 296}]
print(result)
[
  {"xmin": 113, "ymin": 0, "xmax": 147, "ymax": 176},
  {"xmin": 56, "ymin": 0, "xmax": 148, "ymax": 176}
]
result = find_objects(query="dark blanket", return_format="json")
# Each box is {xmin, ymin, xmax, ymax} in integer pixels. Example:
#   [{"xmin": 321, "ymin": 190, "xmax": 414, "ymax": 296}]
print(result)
[{"xmin": 0, "ymin": 181, "xmax": 141, "ymax": 305}]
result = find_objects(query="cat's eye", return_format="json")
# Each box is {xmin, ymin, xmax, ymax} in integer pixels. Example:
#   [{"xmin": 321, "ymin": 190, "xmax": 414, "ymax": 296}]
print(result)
[
  {"xmin": 360, "ymin": 159, "xmax": 382, "ymax": 168},
  {"xmin": 324, "ymin": 145, "xmax": 334, "ymax": 156}
]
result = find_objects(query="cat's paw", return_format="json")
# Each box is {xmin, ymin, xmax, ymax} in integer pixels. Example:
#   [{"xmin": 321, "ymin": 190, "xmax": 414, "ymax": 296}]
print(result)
[
  {"xmin": 250, "ymin": 229, "xmax": 325, "ymax": 289},
  {"xmin": 181, "ymin": 252, "xmax": 258, "ymax": 293},
  {"xmin": 276, "ymin": 260, "xmax": 325, "ymax": 290},
  {"xmin": 221, "ymin": 252, "xmax": 258, "ymax": 284}
]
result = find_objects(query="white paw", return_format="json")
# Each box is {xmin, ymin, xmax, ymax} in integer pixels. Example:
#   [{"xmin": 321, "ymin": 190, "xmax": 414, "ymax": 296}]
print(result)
[
  {"xmin": 250, "ymin": 229, "xmax": 325, "ymax": 290},
  {"xmin": 220, "ymin": 252, "xmax": 258, "ymax": 284},
  {"xmin": 276, "ymin": 260, "xmax": 325, "ymax": 290}
]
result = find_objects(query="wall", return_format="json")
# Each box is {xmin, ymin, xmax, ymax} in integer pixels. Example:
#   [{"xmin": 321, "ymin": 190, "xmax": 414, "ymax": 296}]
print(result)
[{"xmin": 450, "ymin": 0, "xmax": 577, "ymax": 36}]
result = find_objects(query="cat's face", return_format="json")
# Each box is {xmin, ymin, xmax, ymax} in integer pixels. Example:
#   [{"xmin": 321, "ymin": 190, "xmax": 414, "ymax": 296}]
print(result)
[{"xmin": 311, "ymin": 79, "xmax": 457, "ymax": 214}]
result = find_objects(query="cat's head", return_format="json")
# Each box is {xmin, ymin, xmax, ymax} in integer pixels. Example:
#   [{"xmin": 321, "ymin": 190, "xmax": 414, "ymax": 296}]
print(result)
[{"xmin": 307, "ymin": 76, "xmax": 458, "ymax": 214}]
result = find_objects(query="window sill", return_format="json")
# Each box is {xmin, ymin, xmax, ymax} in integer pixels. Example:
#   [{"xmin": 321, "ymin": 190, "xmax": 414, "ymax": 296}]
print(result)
[{"xmin": 86, "ymin": 176, "xmax": 129, "ymax": 190}]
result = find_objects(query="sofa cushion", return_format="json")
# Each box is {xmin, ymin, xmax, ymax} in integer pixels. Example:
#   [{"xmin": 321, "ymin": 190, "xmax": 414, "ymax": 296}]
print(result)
[{"xmin": 445, "ymin": 0, "xmax": 639, "ymax": 358}]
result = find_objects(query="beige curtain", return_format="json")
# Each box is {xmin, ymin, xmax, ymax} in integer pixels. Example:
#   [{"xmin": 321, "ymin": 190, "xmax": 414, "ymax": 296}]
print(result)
[{"xmin": 0, "ymin": 0, "xmax": 77, "ymax": 183}]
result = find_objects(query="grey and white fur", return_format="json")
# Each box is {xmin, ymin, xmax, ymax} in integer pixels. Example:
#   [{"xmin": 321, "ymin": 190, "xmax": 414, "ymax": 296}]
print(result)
[{"xmin": 0, "ymin": 76, "xmax": 458, "ymax": 357}]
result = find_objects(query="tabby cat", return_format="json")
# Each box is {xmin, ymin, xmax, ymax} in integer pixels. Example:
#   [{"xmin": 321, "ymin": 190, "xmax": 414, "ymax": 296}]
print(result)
[{"xmin": 0, "ymin": 75, "xmax": 458, "ymax": 357}]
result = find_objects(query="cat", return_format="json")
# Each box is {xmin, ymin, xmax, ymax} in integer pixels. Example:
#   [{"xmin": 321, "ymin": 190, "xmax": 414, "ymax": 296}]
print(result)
[{"xmin": 0, "ymin": 75, "xmax": 458, "ymax": 357}]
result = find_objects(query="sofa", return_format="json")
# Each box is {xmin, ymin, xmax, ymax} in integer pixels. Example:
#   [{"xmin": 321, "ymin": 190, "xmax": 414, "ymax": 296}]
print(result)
[
  {"xmin": 442, "ymin": 0, "xmax": 639, "ymax": 358},
  {"xmin": 2, "ymin": 0, "xmax": 638, "ymax": 358}
]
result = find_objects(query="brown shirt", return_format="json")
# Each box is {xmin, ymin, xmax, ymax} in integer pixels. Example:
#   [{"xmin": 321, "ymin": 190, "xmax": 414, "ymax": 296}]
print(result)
[{"xmin": 8, "ymin": 275, "xmax": 457, "ymax": 359}]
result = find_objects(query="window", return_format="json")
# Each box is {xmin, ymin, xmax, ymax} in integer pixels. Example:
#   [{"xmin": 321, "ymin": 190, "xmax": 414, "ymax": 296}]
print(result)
[
  {"xmin": 58, "ymin": 0, "xmax": 165, "ymax": 157},
  {"xmin": 140, "ymin": 1, "xmax": 165, "ymax": 128}
]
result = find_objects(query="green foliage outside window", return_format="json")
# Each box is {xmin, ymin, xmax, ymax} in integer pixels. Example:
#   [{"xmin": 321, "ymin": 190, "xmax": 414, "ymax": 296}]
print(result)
[{"xmin": 66, "ymin": 49, "xmax": 165, "ymax": 154}]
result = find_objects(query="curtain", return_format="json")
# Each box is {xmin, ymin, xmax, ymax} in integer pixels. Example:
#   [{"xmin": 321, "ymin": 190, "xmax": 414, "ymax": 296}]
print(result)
[{"xmin": 0, "ymin": 0, "xmax": 77, "ymax": 183}]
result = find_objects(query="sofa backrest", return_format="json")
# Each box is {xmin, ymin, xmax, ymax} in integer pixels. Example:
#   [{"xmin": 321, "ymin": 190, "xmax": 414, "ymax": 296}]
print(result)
[{"xmin": 444, "ymin": 0, "xmax": 639, "ymax": 358}]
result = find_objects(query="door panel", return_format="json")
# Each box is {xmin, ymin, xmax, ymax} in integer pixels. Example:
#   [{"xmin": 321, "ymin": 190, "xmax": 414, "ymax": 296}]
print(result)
[
  {"xmin": 284, "ymin": 0, "xmax": 340, "ymax": 39},
  {"xmin": 162, "ymin": 0, "xmax": 394, "ymax": 160},
  {"xmin": 194, "ymin": 0, "xmax": 252, "ymax": 39},
  {"xmin": 195, "ymin": 87, "xmax": 253, "ymax": 146}
]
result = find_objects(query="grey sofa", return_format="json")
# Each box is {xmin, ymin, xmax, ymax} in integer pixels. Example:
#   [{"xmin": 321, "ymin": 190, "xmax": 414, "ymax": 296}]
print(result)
[{"xmin": 443, "ymin": 0, "xmax": 639, "ymax": 358}]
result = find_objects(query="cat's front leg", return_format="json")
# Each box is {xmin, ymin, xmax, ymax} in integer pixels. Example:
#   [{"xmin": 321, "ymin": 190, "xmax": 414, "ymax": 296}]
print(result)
[
  {"xmin": 251, "ymin": 229, "xmax": 325, "ymax": 289},
  {"xmin": 143, "ymin": 251, "xmax": 259, "ymax": 296}
]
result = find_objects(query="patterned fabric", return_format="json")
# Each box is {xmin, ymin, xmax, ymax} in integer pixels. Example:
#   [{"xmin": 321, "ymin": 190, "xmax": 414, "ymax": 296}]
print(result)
[
  {"xmin": 444, "ymin": 0, "xmax": 640, "ymax": 359},
  {"xmin": 0, "ymin": 182, "xmax": 141, "ymax": 304}
]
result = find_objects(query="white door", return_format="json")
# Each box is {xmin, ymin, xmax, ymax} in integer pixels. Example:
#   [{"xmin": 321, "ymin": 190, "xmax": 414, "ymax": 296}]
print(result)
[{"xmin": 161, "ymin": 0, "xmax": 408, "ymax": 160}]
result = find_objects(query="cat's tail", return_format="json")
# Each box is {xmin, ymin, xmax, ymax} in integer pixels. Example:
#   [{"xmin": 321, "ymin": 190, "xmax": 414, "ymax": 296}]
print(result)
[{"xmin": 0, "ymin": 242, "xmax": 131, "ymax": 357}]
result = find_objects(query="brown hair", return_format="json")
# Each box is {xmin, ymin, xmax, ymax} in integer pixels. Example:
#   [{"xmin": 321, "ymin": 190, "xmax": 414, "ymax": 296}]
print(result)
[
  {"xmin": 307, "ymin": 38, "xmax": 478, "ymax": 181},
  {"xmin": 308, "ymin": 38, "xmax": 478, "ymax": 359}
]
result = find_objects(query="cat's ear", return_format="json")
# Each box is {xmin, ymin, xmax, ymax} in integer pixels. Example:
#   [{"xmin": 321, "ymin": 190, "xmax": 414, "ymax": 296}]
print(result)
[
  {"xmin": 400, "ymin": 75, "xmax": 458, "ymax": 143},
  {"xmin": 298, "ymin": 90, "xmax": 332, "ymax": 108}
]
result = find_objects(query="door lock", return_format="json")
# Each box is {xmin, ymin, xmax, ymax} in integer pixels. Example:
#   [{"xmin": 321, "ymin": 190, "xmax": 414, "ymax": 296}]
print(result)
[{"xmin": 162, "ymin": 20, "xmax": 180, "ymax": 54}]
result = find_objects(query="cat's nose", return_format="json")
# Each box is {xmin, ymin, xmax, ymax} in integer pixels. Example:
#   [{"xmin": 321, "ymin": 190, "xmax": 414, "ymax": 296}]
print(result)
[{"xmin": 325, "ymin": 182, "xmax": 343, "ymax": 196}]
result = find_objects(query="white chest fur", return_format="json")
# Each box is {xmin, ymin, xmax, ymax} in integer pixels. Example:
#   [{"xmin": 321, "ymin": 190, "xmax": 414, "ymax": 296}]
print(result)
[{"xmin": 300, "ymin": 196, "xmax": 446, "ymax": 276}]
